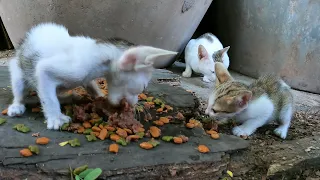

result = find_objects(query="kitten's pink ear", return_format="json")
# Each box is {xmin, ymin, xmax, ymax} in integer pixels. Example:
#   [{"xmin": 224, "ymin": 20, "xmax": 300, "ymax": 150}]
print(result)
[
  {"xmin": 236, "ymin": 91, "xmax": 252, "ymax": 108},
  {"xmin": 214, "ymin": 62, "xmax": 233, "ymax": 83},
  {"xmin": 118, "ymin": 46, "xmax": 178, "ymax": 71},
  {"xmin": 198, "ymin": 45, "xmax": 209, "ymax": 60}
]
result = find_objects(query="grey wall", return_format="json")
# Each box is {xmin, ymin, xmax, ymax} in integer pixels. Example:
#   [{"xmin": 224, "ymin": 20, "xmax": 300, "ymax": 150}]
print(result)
[
  {"xmin": 0, "ymin": 0, "xmax": 212, "ymax": 68},
  {"xmin": 208, "ymin": 0, "xmax": 320, "ymax": 94}
]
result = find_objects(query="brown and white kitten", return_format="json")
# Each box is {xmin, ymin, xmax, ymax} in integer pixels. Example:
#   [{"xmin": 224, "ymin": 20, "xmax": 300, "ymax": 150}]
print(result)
[{"xmin": 205, "ymin": 62, "xmax": 294, "ymax": 139}]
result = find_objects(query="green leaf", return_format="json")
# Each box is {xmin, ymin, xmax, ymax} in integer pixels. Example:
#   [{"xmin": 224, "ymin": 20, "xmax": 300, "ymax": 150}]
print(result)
[
  {"xmin": 116, "ymin": 138, "xmax": 127, "ymax": 146},
  {"xmin": 75, "ymin": 175, "xmax": 81, "ymax": 180},
  {"xmin": 161, "ymin": 136, "xmax": 174, "ymax": 142},
  {"xmin": 13, "ymin": 124, "xmax": 30, "ymax": 133},
  {"xmin": 68, "ymin": 138, "xmax": 81, "ymax": 147},
  {"xmin": 135, "ymin": 105, "xmax": 144, "ymax": 113},
  {"xmin": 146, "ymin": 97, "xmax": 154, "ymax": 102},
  {"xmin": 0, "ymin": 118, "xmax": 6, "ymax": 125},
  {"xmin": 153, "ymin": 98, "xmax": 163, "ymax": 105},
  {"xmin": 84, "ymin": 168, "xmax": 102, "ymax": 180},
  {"xmin": 86, "ymin": 134, "xmax": 97, "ymax": 142},
  {"xmin": 148, "ymin": 139, "xmax": 160, "ymax": 147},
  {"xmin": 135, "ymin": 132, "xmax": 144, "ymax": 139},
  {"xmin": 79, "ymin": 169, "xmax": 94, "ymax": 178},
  {"xmin": 28, "ymin": 145, "xmax": 40, "ymax": 155},
  {"xmin": 60, "ymin": 123, "xmax": 70, "ymax": 131},
  {"xmin": 83, "ymin": 129, "xmax": 93, "ymax": 135},
  {"xmin": 73, "ymin": 165, "xmax": 88, "ymax": 175}
]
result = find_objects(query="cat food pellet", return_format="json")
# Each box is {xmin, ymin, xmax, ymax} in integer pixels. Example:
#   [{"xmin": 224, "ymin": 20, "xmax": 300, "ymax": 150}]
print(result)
[
  {"xmin": 159, "ymin": 117, "xmax": 170, "ymax": 124},
  {"xmin": 110, "ymin": 134, "xmax": 121, "ymax": 141},
  {"xmin": 1, "ymin": 108, "xmax": 8, "ymax": 115},
  {"xmin": 211, "ymin": 133, "xmax": 220, "ymax": 139},
  {"xmin": 109, "ymin": 144, "xmax": 119, "ymax": 153},
  {"xmin": 20, "ymin": 149, "xmax": 33, "ymax": 157},
  {"xmin": 198, "ymin": 145, "xmax": 210, "ymax": 153},
  {"xmin": 186, "ymin": 123, "xmax": 195, "ymax": 129},
  {"xmin": 156, "ymin": 108, "xmax": 163, "ymax": 113},
  {"xmin": 164, "ymin": 105, "xmax": 173, "ymax": 111},
  {"xmin": 98, "ymin": 128, "xmax": 108, "ymax": 140},
  {"xmin": 124, "ymin": 128, "xmax": 133, "ymax": 134},
  {"xmin": 149, "ymin": 126, "xmax": 161, "ymax": 138},
  {"xmin": 77, "ymin": 126, "xmax": 85, "ymax": 134},
  {"xmin": 153, "ymin": 120, "xmax": 164, "ymax": 126},
  {"xmin": 82, "ymin": 122, "xmax": 92, "ymax": 129},
  {"xmin": 36, "ymin": 137, "xmax": 50, "ymax": 145},
  {"xmin": 206, "ymin": 130, "xmax": 218, "ymax": 135},
  {"xmin": 139, "ymin": 142, "xmax": 153, "ymax": 150},
  {"xmin": 99, "ymin": 124, "xmax": 104, "ymax": 129},
  {"xmin": 138, "ymin": 93, "xmax": 147, "ymax": 100},
  {"xmin": 126, "ymin": 135, "xmax": 140, "ymax": 142},
  {"xmin": 137, "ymin": 127, "xmax": 145, "ymax": 132},
  {"xmin": 92, "ymin": 126, "xmax": 101, "ymax": 132},
  {"xmin": 178, "ymin": 135, "xmax": 189, "ymax": 143},
  {"xmin": 116, "ymin": 128, "xmax": 128, "ymax": 138},
  {"xmin": 90, "ymin": 131, "xmax": 100, "ymax": 137},
  {"xmin": 105, "ymin": 126, "xmax": 116, "ymax": 131},
  {"xmin": 173, "ymin": 137, "xmax": 183, "ymax": 144},
  {"xmin": 31, "ymin": 107, "xmax": 41, "ymax": 113}
]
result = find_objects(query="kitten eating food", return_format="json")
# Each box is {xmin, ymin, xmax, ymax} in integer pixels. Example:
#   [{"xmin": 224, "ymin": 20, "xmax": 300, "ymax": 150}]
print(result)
[
  {"xmin": 205, "ymin": 62, "xmax": 294, "ymax": 139},
  {"xmin": 7, "ymin": 22, "xmax": 177, "ymax": 130}
]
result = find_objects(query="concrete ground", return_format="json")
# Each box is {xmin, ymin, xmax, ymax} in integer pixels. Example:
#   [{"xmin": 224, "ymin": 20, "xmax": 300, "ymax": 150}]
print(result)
[{"xmin": 1, "ymin": 53, "xmax": 320, "ymax": 179}]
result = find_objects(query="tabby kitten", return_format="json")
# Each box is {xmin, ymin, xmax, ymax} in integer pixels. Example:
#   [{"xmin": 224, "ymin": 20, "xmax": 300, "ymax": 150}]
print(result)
[{"xmin": 205, "ymin": 62, "xmax": 294, "ymax": 139}]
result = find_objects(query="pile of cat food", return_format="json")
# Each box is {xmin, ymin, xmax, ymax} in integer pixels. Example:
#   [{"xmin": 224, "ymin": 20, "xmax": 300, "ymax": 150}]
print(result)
[{"xmin": 1, "ymin": 78, "xmax": 220, "ymax": 156}]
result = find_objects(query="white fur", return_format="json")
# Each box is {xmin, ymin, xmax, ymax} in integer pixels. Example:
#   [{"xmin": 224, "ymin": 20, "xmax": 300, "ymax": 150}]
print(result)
[
  {"xmin": 183, "ymin": 33, "xmax": 230, "ymax": 82},
  {"xmin": 7, "ymin": 22, "xmax": 177, "ymax": 130}
]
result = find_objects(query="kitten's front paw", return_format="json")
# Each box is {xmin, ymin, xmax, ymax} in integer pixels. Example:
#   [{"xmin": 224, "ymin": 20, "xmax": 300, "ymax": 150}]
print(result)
[
  {"xmin": 274, "ymin": 126, "xmax": 288, "ymax": 139},
  {"xmin": 232, "ymin": 126, "xmax": 254, "ymax": 137},
  {"xmin": 47, "ymin": 114, "xmax": 71, "ymax": 130},
  {"xmin": 7, "ymin": 103, "xmax": 26, "ymax": 117},
  {"xmin": 182, "ymin": 71, "xmax": 191, "ymax": 78},
  {"xmin": 202, "ymin": 76, "xmax": 211, "ymax": 83}
]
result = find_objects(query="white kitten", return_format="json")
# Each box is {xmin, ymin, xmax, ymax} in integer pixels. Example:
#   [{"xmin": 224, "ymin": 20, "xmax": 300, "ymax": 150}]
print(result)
[
  {"xmin": 7, "ymin": 22, "xmax": 177, "ymax": 130},
  {"xmin": 183, "ymin": 33, "xmax": 230, "ymax": 83}
]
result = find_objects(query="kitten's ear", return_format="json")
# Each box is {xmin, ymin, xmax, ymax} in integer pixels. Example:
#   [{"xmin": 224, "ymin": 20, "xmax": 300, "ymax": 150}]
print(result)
[
  {"xmin": 217, "ymin": 46, "xmax": 230, "ymax": 58},
  {"xmin": 235, "ymin": 91, "xmax": 252, "ymax": 108},
  {"xmin": 214, "ymin": 62, "xmax": 233, "ymax": 83},
  {"xmin": 118, "ymin": 46, "xmax": 178, "ymax": 71},
  {"xmin": 198, "ymin": 45, "xmax": 209, "ymax": 60}
]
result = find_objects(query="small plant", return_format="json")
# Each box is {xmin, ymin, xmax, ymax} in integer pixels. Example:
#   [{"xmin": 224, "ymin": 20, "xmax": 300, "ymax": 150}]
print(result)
[{"xmin": 71, "ymin": 164, "xmax": 102, "ymax": 180}]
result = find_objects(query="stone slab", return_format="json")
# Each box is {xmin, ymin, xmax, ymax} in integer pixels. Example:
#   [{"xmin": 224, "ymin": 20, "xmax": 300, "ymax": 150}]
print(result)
[{"xmin": 0, "ymin": 66, "xmax": 249, "ymax": 179}]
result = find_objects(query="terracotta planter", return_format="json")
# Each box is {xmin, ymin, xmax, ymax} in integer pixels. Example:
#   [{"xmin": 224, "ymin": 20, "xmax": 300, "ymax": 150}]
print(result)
[{"xmin": 0, "ymin": 0, "xmax": 212, "ymax": 68}]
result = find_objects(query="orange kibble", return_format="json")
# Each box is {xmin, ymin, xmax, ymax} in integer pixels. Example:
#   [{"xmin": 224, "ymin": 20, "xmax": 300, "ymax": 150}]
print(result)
[
  {"xmin": 116, "ymin": 128, "xmax": 128, "ymax": 138},
  {"xmin": 139, "ymin": 142, "xmax": 153, "ymax": 150},
  {"xmin": 126, "ymin": 135, "xmax": 140, "ymax": 142},
  {"xmin": 31, "ymin": 107, "xmax": 41, "ymax": 113},
  {"xmin": 77, "ymin": 126, "xmax": 85, "ymax": 134},
  {"xmin": 159, "ymin": 117, "xmax": 170, "ymax": 124},
  {"xmin": 138, "ymin": 93, "xmax": 148, "ymax": 100},
  {"xmin": 99, "ymin": 124, "xmax": 104, "ymax": 129},
  {"xmin": 83, "ymin": 122, "xmax": 92, "ymax": 129},
  {"xmin": 90, "ymin": 131, "xmax": 100, "ymax": 137},
  {"xmin": 156, "ymin": 108, "xmax": 163, "ymax": 113},
  {"xmin": 20, "ymin": 149, "xmax": 33, "ymax": 157},
  {"xmin": 198, "ymin": 145, "xmax": 210, "ymax": 153},
  {"xmin": 149, "ymin": 126, "xmax": 161, "ymax": 138},
  {"xmin": 186, "ymin": 123, "xmax": 195, "ymax": 129},
  {"xmin": 153, "ymin": 120, "xmax": 164, "ymax": 126},
  {"xmin": 98, "ymin": 128, "xmax": 108, "ymax": 140},
  {"xmin": 206, "ymin": 130, "xmax": 218, "ymax": 135},
  {"xmin": 137, "ymin": 127, "xmax": 145, "ymax": 132},
  {"xmin": 110, "ymin": 134, "xmax": 121, "ymax": 141},
  {"xmin": 1, "ymin": 108, "xmax": 8, "ymax": 115},
  {"xmin": 211, "ymin": 133, "xmax": 220, "ymax": 139},
  {"xmin": 89, "ymin": 119, "xmax": 100, "ymax": 125},
  {"xmin": 164, "ymin": 105, "xmax": 173, "ymax": 111},
  {"xmin": 109, "ymin": 144, "xmax": 119, "ymax": 153},
  {"xmin": 90, "ymin": 113, "xmax": 100, "ymax": 119},
  {"xmin": 124, "ymin": 128, "xmax": 133, "ymax": 134},
  {"xmin": 92, "ymin": 126, "xmax": 102, "ymax": 132},
  {"xmin": 105, "ymin": 126, "xmax": 116, "ymax": 131},
  {"xmin": 36, "ymin": 137, "xmax": 50, "ymax": 145},
  {"xmin": 189, "ymin": 119, "xmax": 197, "ymax": 124},
  {"xmin": 173, "ymin": 137, "xmax": 183, "ymax": 144}
]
